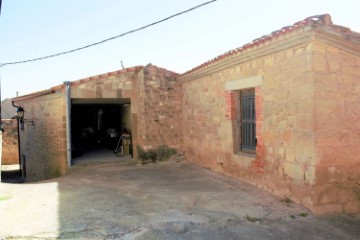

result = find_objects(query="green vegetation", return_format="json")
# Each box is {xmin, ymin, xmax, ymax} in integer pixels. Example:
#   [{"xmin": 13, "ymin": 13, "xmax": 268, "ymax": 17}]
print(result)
[
  {"xmin": 281, "ymin": 197, "xmax": 292, "ymax": 204},
  {"xmin": 226, "ymin": 216, "xmax": 243, "ymax": 224},
  {"xmin": 299, "ymin": 212, "xmax": 308, "ymax": 217},
  {"xmin": 245, "ymin": 215, "xmax": 261, "ymax": 223},
  {"xmin": 137, "ymin": 145, "xmax": 177, "ymax": 164},
  {"xmin": 0, "ymin": 194, "xmax": 11, "ymax": 201}
]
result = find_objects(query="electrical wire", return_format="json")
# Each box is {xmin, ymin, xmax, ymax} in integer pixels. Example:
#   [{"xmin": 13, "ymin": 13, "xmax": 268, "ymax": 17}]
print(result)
[{"xmin": 0, "ymin": 0, "xmax": 217, "ymax": 68}]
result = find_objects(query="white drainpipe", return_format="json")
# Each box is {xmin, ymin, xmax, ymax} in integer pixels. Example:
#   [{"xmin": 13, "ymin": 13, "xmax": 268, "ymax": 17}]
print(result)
[{"xmin": 64, "ymin": 81, "xmax": 72, "ymax": 167}]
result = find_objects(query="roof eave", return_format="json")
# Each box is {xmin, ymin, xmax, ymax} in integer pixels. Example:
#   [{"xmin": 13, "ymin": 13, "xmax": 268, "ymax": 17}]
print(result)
[{"xmin": 177, "ymin": 26, "xmax": 315, "ymax": 83}]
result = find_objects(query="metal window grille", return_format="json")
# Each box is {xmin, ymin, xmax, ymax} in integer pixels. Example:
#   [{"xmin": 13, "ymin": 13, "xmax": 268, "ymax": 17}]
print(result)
[{"xmin": 240, "ymin": 89, "xmax": 256, "ymax": 152}]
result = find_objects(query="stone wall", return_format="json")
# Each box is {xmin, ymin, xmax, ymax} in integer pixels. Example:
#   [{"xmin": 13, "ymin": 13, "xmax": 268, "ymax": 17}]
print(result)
[
  {"xmin": 71, "ymin": 67, "xmax": 143, "ymax": 156},
  {"xmin": 179, "ymin": 28, "xmax": 360, "ymax": 213},
  {"xmin": 12, "ymin": 66, "xmax": 183, "ymax": 182},
  {"xmin": 15, "ymin": 92, "xmax": 67, "ymax": 182},
  {"xmin": 180, "ymin": 40, "xmax": 318, "ymax": 210},
  {"xmin": 260, "ymin": 43, "xmax": 316, "ymax": 208},
  {"xmin": 140, "ymin": 65, "xmax": 182, "ymax": 150},
  {"xmin": 313, "ymin": 41, "xmax": 360, "ymax": 213},
  {"xmin": 120, "ymin": 105, "xmax": 132, "ymax": 133},
  {"xmin": 1, "ymin": 119, "xmax": 19, "ymax": 165}
]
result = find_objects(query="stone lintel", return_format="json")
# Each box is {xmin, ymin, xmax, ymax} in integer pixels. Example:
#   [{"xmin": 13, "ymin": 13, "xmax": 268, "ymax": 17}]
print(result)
[{"xmin": 225, "ymin": 75, "xmax": 263, "ymax": 91}]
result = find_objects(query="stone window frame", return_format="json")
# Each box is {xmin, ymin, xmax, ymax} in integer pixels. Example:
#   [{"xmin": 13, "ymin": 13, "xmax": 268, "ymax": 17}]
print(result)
[{"xmin": 225, "ymin": 75, "xmax": 262, "ymax": 156}]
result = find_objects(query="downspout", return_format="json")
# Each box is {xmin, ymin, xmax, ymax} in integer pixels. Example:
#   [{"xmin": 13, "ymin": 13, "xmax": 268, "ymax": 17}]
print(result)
[{"xmin": 64, "ymin": 82, "xmax": 72, "ymax": 167}]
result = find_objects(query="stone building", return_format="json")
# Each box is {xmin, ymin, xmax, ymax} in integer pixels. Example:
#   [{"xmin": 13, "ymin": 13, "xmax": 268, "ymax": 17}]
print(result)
[
  {"xmin": 1, "ymin": 119, "xmax": 19, "ymax": 165},
  {"xmin": 1, "ymin": 99, "xmax": 19, "ymax": 166},
  {"xmin": 9, "ymin": 14, "xmax": 360, "ymax": 213},
  {"xmin": 12, "ymin": 65, "xmax": 181, "ymax": 181},
  {"xmin": 2, "ymin": 98, "xmax": 17, "ymax": 119},
  {"xmin": 178, "ymin": 14, "xmax": 360, "ymax": 214}
]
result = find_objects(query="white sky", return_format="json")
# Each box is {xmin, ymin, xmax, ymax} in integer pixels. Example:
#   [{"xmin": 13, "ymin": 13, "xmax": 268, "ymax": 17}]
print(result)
[{"xmin": 0, "ymin": 0, "xmax": 359, "ymax": 99}]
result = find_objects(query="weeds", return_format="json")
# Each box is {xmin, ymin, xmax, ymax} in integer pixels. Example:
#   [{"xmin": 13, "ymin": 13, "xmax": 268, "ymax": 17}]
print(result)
[
  {"xmin": 299, "ymin": 212, "xmax": 308, "ymax": 217},
  {"xmin": 245, "ymin": 215, "xmax": 261, "ymax": 223},
  {"xmin": 137, "ymin": 145, "xmax": 177, "ymax": 164},
  {"xmin": 281, "ymin": 197, "xmax": 292, "ymax": 204},
  {"xmin": 227, "ymin": 216, "xmax": 242, "ymax": 224},
  {"xmin": 0, "ymin": 195, "xmax": 11, "ymax": 201},
  {"xmin": 156, "ymin": 145, "xmax": 177, "ymax": 161}
]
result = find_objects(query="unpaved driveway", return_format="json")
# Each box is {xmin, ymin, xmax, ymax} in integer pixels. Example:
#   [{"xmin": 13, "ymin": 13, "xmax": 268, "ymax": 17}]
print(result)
[{"xmin": 1, "ymin": 160, "xmax": 359, "ymax": 239}]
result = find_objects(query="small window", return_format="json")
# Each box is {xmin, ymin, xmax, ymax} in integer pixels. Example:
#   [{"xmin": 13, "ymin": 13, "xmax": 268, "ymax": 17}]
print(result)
[{"xmin": 240, "ymin": 88, "xmax": 256, "ymax": 152}]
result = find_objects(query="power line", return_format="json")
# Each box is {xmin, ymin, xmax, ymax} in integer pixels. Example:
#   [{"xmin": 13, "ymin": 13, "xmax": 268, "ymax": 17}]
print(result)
[{"xmin": 0, "ymin": 0, "xmax": 217, "ymax": 68}]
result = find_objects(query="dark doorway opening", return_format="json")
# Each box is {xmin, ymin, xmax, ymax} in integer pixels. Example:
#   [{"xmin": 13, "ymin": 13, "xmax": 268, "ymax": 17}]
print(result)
[
  {"xmin": 1, "ymin": 165, "xmax": 24, "ymax": 183},
  {"xmin": 71, "ymin": 99, "xmax": 132, "ymax": 161}
]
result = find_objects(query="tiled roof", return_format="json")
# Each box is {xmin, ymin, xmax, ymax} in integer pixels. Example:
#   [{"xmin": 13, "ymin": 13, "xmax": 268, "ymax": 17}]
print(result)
[
  {"xmin": 12, "ymin": 89, "xmax": 56, "ymax": 102},
  {"xmin": 180, "ymin": 14, "xmax": 336, "ymax": 77},
  {"xmin": 12, "ymin": 64, "xmax": 180, "ymax": 102},
  {"xmin": 12, "ymin": 65, "xmax": 145, "ymax": 101}
]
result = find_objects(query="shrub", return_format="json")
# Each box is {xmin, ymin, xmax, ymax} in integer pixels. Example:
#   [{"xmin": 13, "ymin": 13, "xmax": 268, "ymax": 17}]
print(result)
[
  {"xmin": 136, "ymin": 145, "xmax": 177, "ymax": 163},
  {"xmin": 156, "ymin": 145, "xmax": 177, "ymax": 161},
  {"xmin": 136, "ymin": 145, "xmax": 146, "ymax": 163},
  {"xmin": 145, "ymin": 149, "xmax": 157, "ymax": 162}
]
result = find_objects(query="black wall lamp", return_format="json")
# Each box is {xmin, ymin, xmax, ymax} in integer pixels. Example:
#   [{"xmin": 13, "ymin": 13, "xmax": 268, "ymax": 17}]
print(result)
[
  {"xmin": 16, "ymin": 107, "xmax": 35, "ymax": 130},
  {"xmin": 17, "ymin": 106, "xmax": 24, "ymax": 120},
  {"xmin": 16, "ymin": 107, "xmax": 25, "ymax": 130}
]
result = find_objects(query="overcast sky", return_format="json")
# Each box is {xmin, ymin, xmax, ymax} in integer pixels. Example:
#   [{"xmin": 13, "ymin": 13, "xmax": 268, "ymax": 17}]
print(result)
[{"xmin": 0, "ymin": 0, "xmax": 359, "ymax": 99}]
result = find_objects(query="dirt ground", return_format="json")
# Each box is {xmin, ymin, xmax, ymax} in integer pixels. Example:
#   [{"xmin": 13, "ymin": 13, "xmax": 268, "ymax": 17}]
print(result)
[{"xmin": 0, "ymin": 159, "xmax": 359, "ymax": 240}]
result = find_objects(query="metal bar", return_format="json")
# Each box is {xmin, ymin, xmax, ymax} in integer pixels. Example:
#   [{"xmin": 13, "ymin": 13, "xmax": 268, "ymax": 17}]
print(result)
[{"xmin": 240, "ymin": 89, "xmax": 256, "ymax": 152}]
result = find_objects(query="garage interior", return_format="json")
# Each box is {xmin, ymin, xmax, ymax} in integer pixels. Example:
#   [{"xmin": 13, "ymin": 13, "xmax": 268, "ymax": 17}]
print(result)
[{"xmin": 71, "ymin": 98, "xmax": 132, "ymax": 161}]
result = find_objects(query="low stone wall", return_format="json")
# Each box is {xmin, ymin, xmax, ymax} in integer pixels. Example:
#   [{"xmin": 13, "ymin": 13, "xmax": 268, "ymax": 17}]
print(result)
[{"xmin": 1, "ymin": 119, "xmax": 19, "ymax": 165}]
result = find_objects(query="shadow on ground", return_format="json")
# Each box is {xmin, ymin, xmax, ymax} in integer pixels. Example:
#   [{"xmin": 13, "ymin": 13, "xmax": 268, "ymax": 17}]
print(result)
[{"xmin": 1, "ymin": 159, "xmax": 359, "ymax": 239}]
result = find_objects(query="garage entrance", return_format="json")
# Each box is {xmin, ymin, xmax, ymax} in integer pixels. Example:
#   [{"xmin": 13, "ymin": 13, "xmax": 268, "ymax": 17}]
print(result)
[{"xmin": 71, "ymin": 98, "xmax": 132, "ymax": 162}]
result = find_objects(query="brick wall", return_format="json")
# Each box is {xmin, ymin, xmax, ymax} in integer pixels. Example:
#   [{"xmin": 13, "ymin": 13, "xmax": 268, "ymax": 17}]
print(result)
[
  {"xmin": 1, "ymin": 119, "xmax": 19, "ymax": 165},
  {"xmin": 313, "ymin": 41, "xmax": 360, "ymax": 213},
  {"xmin": 16, "ymin": 92, "xmax": 67, "ymax": 182},
  {"xmin": 139, "ymin": 65, "xmax": 182, "ymax": 150}
]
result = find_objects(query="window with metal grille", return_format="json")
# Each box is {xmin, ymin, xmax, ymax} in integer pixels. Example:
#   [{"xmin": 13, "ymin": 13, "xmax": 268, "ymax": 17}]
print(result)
[{"xmin": 240, "ymin": 88, "xmax": 256, "ymax": 152}]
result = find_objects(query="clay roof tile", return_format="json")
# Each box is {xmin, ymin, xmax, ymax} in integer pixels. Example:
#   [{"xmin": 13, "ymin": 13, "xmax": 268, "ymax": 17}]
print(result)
[{"xmin": 180, "ymin": 14, "xmax": 337, "ymax": 77}]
